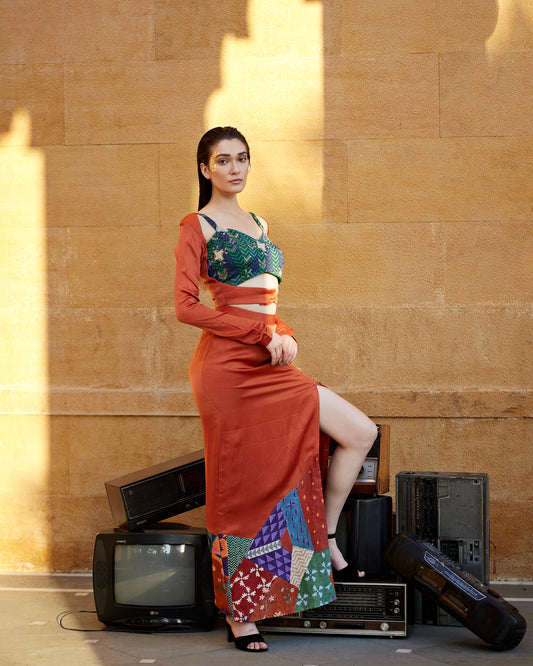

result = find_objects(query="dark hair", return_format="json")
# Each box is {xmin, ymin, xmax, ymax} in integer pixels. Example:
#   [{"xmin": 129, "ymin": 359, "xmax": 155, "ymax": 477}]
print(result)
[{"xmin": 196, "ymin": 126, "xmax": 250, "ymax": 210}]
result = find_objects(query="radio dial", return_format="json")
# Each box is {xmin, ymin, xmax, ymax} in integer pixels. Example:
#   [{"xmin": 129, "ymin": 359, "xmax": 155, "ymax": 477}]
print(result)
[
  {"xmin": 380, "ymin": 622, "xmax": 390, "ymax": 632},
  {"xmin": 303, "ymin": 620, "xmax": 311, "ymax": 628},
  {"xmin": 319, "ymin": 621, "xmax": 328, "ymax": 629}
]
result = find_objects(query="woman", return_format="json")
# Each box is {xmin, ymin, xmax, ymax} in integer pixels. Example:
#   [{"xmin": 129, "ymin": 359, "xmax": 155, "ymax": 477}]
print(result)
[{"xmin": 174, "ymin": 127, "xmax": 377, "ymax": 652}]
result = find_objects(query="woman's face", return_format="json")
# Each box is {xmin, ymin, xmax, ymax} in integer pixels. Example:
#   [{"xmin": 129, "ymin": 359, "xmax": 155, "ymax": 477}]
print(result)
[{"xmin": 200, "ymin": 138, "xmax": 250, "ymax": 197}]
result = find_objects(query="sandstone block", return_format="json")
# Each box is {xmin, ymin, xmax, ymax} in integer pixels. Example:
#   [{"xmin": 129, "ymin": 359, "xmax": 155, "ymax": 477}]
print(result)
[
  {"xmin": 205, "ymin": 55, "xmax": 324, "ymax": 142},
  {"xmin": 0, "ymin": 143, "xmax": 46, "ymax": 228},
  {"xmin": 441, "ymin": 418, "xmax": 532, "ymax": 500},
  {"xmin": 485, "ymin": 0, "xmax": 533, "ymax": 53},
  {"xmin": 348, "ymin": 137, "xmax": 533, "ymax": 222},
  {"xmin": 444, "ymin": 222, "xmax": 533, "ymax": 304},
  {"xmin": 275, "ymin": 223, "xmax": 441, "ymax": 307},
  {"xmin": 155, "ymin": 0, "xmax": 249, "ymax": 60},
  {"xmin": 45, "ymin": 145, "xmax": 159, "ymax": 228},
  {"xmin": 0, "ymin": 494, "xmax": 53, "ymax": 571},
  {"xmin": 490, "ymin": 499, "xmax": 533, "ymax": 580},
  {"xmin": 0, "ymin": 65, "xmax": 64, "ymax": 145},
  {"xmin": 276, "ymin": 304, "xmax": 352, "ymax": 390},
  {"xmin": 0, "ymin": 307, "xmax": 47, "ymax": 389},
  {"xmin": 65, "ymin": 61, "xmax": 211, "ymax": 145},
  {"xmin": 0, "ymin": 228, "xmax": 46, "ymax": 308},
  {"xmin": 48, "ymin": 226, "xmax": 177, "ymax": 308},
  {"xmin": 341, "ymin": 305, "xmax": 531, "ymax": 391},
  {"xmin": 324, "ymin": 54, "xmax": 439, "ymax": 139},
  {"xmin": 239, "ymin": 141, "xmax": 326, "ymax": 225},
  {"xmin": 341, "ymin": 389, "xmax": 531, "ymax": 419},
  {"xmin": 159, "ymin": 142, "xmax": 201, "ymax": 228},
  {"xmin": 339, "ymin": 0, "xmax": 498, "ymax": 54},
  {"xmin": 441, "ymin": 51, "xmax": 533, "ymax": 137},
  {"xmin": 49, "ymin": 495, "xmax": 110, "ymax": 571},
  {"xmin": 0, "ymin": 415, "xmax": 65, "ymax": 494},
  {"xmin": 0, "ymin": 1, "xmax": 154, "ymax": 64},
  {"xmin": 156, "ymin": 0, "xmax": 321, "ymax": 60},
  {"xmin": 48, "ymin": 307, "xmax": 160, "ymax": 391}
]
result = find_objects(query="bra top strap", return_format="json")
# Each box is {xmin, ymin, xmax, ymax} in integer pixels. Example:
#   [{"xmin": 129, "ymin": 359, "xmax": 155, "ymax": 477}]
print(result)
[
  {"xmin": 197, "ymin": 213, "xmax": 217, "ymax": 230},
  {"xmin": 250, "ymin": 212, "xmax": 265, "ymax": 233}
]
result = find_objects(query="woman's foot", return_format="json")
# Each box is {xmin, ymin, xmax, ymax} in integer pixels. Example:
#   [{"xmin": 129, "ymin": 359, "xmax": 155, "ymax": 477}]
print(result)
[
  {"xmin": 225, "ymin": 617, "xmax": 268, "ymax": 652},
  {"xmin": 328, "ymin": 534, "xmax": 365, "ymax": 579}
]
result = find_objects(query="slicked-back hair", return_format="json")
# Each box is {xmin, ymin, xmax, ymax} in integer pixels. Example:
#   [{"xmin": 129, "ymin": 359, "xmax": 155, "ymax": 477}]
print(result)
[{"xmin": 196, "ymin": 126, "xmax": 250, "ymax": 210}]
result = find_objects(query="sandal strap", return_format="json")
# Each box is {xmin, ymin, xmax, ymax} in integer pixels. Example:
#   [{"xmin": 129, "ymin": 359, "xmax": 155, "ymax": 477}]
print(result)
[{"xmin": 234, "ymin": 632, "xmax": 267, "ymax": 651}]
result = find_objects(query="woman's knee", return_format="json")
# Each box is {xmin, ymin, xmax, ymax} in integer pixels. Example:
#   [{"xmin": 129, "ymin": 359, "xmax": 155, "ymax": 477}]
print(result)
[
  {"xmin": 337, "ymin": 416, "xmax": 377, "ymax": 454},
  {"xmin": 360, "ymin": 419, "xmax": 378, "ymax": 451}
]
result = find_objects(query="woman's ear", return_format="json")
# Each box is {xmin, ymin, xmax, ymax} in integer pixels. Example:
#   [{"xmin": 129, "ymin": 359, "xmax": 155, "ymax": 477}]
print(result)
[{"xmin": 200, "ymin": 162, "xmax": 211, "ymax": 180}]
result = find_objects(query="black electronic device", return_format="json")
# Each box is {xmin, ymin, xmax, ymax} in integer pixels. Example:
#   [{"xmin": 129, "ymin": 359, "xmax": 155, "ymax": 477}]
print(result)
[
  {"xmin": 347, "ymin": 495, "xmax": 393, "ymax": 578},
  {"xmin": 385, "ymin": 533, "xmax": 526, "ymax": 650},
  {"xmin": 259, "ymin": 581, "xmax": 407, "ymax": 637},
  {"xmin": 92, "ymin": 523, "xmax": 216, "ymax": 632},
  {"xmin": 396, "ymin": 470, "xmax": 489, "ymax": 625},
  {"xmin": 105, "ymin": 449, "xmax": 205, "ymax": 531}
]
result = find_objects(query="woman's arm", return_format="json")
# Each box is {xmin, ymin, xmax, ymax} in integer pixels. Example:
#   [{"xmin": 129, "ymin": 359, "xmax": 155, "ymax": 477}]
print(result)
[{"xmin": 174, "ymin": 215, "xmax": 273, "ymax": 346}]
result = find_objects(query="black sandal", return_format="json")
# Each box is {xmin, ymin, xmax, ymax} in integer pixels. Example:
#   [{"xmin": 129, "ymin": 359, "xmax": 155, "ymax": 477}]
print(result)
[
  {"xmin": 226, "ymin": 620, "xmax": 268, "ymax": 652},
  {"xmin": 333, "ymin": 565, "xmax": 366, "ymax": 582},
  {"xmin": 328, "ymin": 532, "xmax": 365, "ymax": 581}
]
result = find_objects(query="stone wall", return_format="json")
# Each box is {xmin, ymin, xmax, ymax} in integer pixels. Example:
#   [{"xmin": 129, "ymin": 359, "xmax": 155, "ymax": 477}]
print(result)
[{"xmin": 0, "ymin": 0, "xmax": 531, "ymax": 577}]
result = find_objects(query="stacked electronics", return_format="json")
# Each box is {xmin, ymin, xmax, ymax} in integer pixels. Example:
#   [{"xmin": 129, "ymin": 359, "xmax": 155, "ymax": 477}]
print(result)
[
  {"xmin": 387, "ymin": 470, "xmax": 526, "ymax": 650},
  {"xmin": 93, "ymin": 427, "xmax": 526, "ymax": 649},
  {"xmin": 395, "ymin": 470, "xmax": 489, "ymax": 626},
  {"xmin": 93, "ymin": 448, "xmax": 216, "ymax": 632}
]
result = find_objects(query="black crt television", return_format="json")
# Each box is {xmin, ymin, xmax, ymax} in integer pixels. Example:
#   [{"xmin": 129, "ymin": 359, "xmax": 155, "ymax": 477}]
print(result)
[{"xmin": 92, "ymin": 523, "xmax": 217, "ymax": 632}]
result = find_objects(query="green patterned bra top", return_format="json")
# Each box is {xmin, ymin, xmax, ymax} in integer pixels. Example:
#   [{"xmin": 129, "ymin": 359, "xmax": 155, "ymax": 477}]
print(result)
[{"xmin": 199, "ymin": 212, "xmax": 284, "ymax": 286}]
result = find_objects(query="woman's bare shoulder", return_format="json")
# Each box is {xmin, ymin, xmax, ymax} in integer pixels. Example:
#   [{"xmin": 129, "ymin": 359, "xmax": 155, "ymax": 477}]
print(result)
[{"xmin": 253, "ymin": 213, "xmax": 269, "ymax": 233}]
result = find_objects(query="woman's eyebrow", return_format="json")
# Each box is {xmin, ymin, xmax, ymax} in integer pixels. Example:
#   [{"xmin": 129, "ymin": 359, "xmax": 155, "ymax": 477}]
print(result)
[{"xmin": 215, "ymin": 151, "xmax": 247, "ymax": 158}]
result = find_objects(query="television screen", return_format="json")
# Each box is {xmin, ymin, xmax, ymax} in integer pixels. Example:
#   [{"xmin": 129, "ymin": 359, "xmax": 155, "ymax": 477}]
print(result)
[
  {"xmin": 93, "ymin": 524, "xmax": 216, "ymax": 631},
  {"xmin": 114, "ymin": 543, "xmax": 195, "ymax": 606}
]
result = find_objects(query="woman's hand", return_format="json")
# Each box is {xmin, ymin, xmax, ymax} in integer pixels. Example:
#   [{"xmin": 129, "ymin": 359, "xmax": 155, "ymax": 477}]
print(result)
[{"xmin": 266, "ymin": 332, "xmax": 298, "ymax": 367}]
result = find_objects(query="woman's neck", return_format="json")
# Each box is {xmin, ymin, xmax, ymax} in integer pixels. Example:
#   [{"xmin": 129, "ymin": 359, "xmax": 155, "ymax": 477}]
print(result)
[{"xmin": 201, "ymin": 193, "xmax": 244, "ymax": 217}]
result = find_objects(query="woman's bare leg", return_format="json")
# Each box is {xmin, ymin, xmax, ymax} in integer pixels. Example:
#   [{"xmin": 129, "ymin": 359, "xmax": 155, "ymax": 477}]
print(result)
[{"xmin": 318, "ymin": 386, "xmax": 378, "ymax": 571}]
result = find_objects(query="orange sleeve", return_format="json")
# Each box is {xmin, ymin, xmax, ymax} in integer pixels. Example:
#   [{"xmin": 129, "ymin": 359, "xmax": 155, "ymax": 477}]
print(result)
[
  {"xmin": 174, "ymin": 214, "xmax": 273, "ymax": 346},
  {"xmin": 274, "ymin": 315, "xmax": 296, "ymax": 340}
]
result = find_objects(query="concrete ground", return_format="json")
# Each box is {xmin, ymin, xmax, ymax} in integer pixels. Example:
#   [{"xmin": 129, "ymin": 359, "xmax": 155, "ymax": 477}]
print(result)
[{"xmin": 0, "ymin": 574, "xmax": 530, "ymax": 665}]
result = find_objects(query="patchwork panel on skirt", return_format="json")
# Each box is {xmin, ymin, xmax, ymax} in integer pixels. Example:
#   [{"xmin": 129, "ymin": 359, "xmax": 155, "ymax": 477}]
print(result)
[{"xmin": 209, "ymin": 457, "xmax": 336, "ymax": 622}]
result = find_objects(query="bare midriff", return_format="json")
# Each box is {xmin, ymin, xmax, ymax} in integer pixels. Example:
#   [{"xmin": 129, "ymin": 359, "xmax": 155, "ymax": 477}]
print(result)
[{"xmin": 231, "ymin": 273, "xmax": 279, "ymax": 314}]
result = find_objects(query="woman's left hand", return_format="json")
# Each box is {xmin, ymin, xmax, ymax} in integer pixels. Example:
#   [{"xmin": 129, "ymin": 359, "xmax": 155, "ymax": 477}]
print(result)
[{"xmin": 279, "ymin": 335, "xmax": 298, "ymax": 367}]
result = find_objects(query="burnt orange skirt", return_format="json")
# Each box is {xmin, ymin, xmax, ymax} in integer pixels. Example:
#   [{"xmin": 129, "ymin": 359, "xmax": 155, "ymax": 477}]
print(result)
[{"xmin": 189, "ymin": 306, "xmax": 335, "ymax": 621}]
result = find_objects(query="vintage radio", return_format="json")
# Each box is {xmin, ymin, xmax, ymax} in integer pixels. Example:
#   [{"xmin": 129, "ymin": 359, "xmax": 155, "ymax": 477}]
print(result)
[
  {"xmin": 259, "ymin": 581, "xmax": 407, "ymax": 638},
  {"xmin": 105, "ymin": 449, "xmax": 205, "ymax": 531}
]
